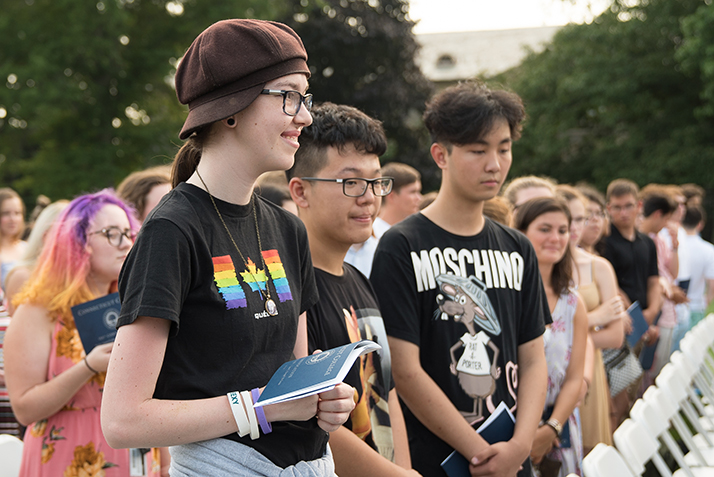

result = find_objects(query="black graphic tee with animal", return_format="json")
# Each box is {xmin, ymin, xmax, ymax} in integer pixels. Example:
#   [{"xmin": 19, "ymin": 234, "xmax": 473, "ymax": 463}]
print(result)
[{"xmin": 371, "ymin": 213, "xmax": 549, "ymax": 475}]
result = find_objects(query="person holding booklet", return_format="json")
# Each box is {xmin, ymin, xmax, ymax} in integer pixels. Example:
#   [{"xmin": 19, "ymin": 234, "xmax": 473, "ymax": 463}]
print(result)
[
  {"xmin": 4, "ymin": 190, "xmax": 162, "ymax": 476},
  {"xmin": 286, "ymin": 102, "xmax": 419, "ymax": 476},
  {"xmin": 556, "ymin": 185, "xmax": 625, "ymax": 454},
  {"xmin": 370, "ymin": 82, "xmax": 549, "ymax": 477},
  {"xmin": 514, "ymin": 197, "xmax": 587, "ymax": 476},
  {"xmin": 101, "ymin": 19, "xmax": 354, "ymax": 476}
]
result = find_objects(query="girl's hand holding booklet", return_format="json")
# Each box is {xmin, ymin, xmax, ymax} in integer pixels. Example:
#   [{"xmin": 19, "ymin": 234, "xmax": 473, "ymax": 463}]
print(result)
[{"xmin": 254, "ymin": 340, "xmax": 381, "ymax": 408}]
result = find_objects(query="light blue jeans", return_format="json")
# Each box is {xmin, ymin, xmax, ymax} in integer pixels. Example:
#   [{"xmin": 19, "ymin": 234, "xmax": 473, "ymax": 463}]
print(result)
[{"xmin": 170, "ymin": 438, "xmax": 335, "ymax": 477}]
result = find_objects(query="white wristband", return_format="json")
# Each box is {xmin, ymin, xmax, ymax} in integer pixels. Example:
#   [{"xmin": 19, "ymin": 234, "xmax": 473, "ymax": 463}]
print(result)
[
  {"xmin": 241, "ymin": 390, "xmax": 260, "ymax": 440},
  {"xmin": 227, "ymin": 392, "xmax": 250, "ymax": 437}
]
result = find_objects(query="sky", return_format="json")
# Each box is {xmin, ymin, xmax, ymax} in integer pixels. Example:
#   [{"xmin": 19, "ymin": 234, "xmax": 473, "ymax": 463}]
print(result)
[{"xmin": 408, "ymin": 0, "xmax": 611, "ymax": 34}]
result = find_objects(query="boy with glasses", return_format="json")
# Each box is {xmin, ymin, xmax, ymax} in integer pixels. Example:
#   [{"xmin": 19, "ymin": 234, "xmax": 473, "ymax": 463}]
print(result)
[
  {"xmin": 344, "ymin": 162, "xmax": 422, "ymax": 277},
  {"xmin": 287, "ymin": 103, "xmax": 418, "ymax": 477},
  {"xmin": 370, "ymin": 82, "xmax": 549, "ymax": 477},
  {"xmin": 603, "ymin": 179, "xmax": 661, "ymax": 427},
  {"xmin": 604, "ymin": 179, "xmax": 662, "ymax": 331}
]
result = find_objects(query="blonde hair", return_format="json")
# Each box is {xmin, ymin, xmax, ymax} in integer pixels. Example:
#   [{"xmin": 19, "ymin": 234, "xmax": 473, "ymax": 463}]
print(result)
[
  {"xmin": 556, "ymin": 184, "xmax": 588, "ymax": 209},
  {"xmin": 502, "ymin": 176, "xmax": 556, "ymax": 207},
  {"xmin": 483, "ymin": 196, "xmax": 513, "ymax": 226}
]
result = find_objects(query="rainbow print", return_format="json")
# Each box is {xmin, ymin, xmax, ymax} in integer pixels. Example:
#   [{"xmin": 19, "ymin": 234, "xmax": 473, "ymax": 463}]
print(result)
[
  {"xmin": 263, "ymin": 249, "xmax": 293, "ymax": 303},
  {"xmin": 212, "ymin": 255, "xmax": 246, "ymax": 310},
  {"xmin": 212, "ymin": 250, "xmax": 293, "ymax": 310}
]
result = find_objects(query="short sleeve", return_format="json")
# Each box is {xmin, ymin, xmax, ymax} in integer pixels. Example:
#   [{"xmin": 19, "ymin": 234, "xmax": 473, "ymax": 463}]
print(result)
[
  {"xmin": 370, "ymin": 229, "xmax": 421, "ymax": 346},
  {"xmin": 118, "ymin": 217, "xmax": 193, "ymax": 333}
]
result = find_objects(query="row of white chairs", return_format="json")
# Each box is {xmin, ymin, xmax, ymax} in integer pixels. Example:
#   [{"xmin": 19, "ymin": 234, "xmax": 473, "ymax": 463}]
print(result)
[{"xmin": 582, "ymin": 313, "xmax": 714, "ymax": 477}]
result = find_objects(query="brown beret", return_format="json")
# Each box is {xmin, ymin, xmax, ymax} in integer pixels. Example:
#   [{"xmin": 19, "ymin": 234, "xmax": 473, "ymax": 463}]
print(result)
[{"xmin": 175, "ymin": 19, "xmax": 310, "ymax": 140}]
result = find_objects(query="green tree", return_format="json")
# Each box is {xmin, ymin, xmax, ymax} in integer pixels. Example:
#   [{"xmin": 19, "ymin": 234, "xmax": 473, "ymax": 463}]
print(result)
[
  {"xmin": 1, "ymin": 0, "xmax": 437, "ymax": 203},
  {"xmin": 281, "ymin": 0, "xmax": 436, "ymax": 187},
  {"xmin": 495, "ymin": 0, "xmax": 714, "ymax": 195},
  {"xmin": 677, "ymin": 1, "xmax": 714, "ymax": 119},
  {"xmin": 0, "ymin": 0, "xmax": 284, "ymax": 202}
]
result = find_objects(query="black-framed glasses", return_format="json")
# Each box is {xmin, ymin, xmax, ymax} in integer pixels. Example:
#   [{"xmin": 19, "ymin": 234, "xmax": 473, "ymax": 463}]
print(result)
[
  {"xmin": 300, "ymin": 177, "xmax": 394, "ymax": 197},
  {"xmin": 89, "ymin": 226, "xmax": 136, "ymax": 247},
  {"xmin": 260, "ymin": 89, "xmax": 313, "ymax": 116}
]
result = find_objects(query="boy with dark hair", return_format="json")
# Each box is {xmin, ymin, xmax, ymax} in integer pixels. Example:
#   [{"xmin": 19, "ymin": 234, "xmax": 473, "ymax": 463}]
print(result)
[
  {"xmin": 371, "ymin": 82, "xmax": 549, "ymax": 477},
  {"xmin": 287, "ymin": 103, "xmax": 418, "ymax": 477},
  {"xmin": 604, "ymin": 180, "xmax": 662, "ymax": 326},
  {"xmin": 638, "ymin": 186, "xmax": 678, "ymax": 376},
  {"xmin": 603, "ymin": 179, "xmax": 662, "ymax": 426}
]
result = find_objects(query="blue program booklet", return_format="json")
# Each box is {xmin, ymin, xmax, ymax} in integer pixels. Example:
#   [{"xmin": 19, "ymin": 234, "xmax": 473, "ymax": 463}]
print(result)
[
  {"xmin": 626, "ymin": 301, "xmax": 648, "ymax": 348},
  {"xmin": 440, "ymin": 402, "xmax": 516, "ymax": 477},
  {"xmin": 254, "ymin": 339, "xmax": 381, "ymax": 408},
  {"xmin": 71, "ymin": 292, "xmax": 120, "ymax": 353}
]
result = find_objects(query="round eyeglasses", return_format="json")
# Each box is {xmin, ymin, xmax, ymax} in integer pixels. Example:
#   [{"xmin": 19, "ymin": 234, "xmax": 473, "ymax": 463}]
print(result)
[
  {"xmin": 89, "ymin": 226, "xmax": 136, "ymax": 247},
  {"xmin": 300, "ymin": 177, "xmax": 394, "ymax": 198},
  {"xmin": 260, "ymin": 89, "xmax": 313, "ymax": 116}
]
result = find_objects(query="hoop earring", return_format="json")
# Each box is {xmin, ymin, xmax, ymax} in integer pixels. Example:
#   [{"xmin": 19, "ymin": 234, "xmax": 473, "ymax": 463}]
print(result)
[{"xmin": 226, "ymin": 118, "xmax": 235, "ymax": 126}]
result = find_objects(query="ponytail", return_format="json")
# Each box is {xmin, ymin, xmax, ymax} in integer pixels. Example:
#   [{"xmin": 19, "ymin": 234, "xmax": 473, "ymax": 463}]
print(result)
[{"xmin": 171, "ymin": 138, "xmax": 201, "ymax": 188}]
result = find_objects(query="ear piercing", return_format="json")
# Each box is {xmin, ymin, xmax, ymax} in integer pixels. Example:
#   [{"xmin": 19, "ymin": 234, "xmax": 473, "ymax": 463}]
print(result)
[{"xmin": 227, "ymin": 118, "xmax": 236, "ymax": 126}]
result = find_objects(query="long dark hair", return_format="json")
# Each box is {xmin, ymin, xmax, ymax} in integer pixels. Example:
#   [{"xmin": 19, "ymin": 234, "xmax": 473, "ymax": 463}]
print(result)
[
  {"xmin": 514, "ymin": 197, "xmax": 573, "ymax": 296},
  {"xmin": 170, "ymin": 127, "xmax": 214, "ymax": 188}
]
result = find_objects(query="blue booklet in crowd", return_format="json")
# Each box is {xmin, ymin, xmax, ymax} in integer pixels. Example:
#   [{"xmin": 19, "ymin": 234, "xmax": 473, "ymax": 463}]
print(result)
[
  {"xmin": 440, "ymin": 402, "xmax": 516, "ymax": 477},
  {"xmin": 71, "ymin": 292, "xmax": 120, "ymax": 353},
  {"xmin": 254, "ymin": 339, "xmax": 381, "ymax": 408},
  {"xmin": 626, "ymin": 301, "xmax": 648, "ymax": 348}
]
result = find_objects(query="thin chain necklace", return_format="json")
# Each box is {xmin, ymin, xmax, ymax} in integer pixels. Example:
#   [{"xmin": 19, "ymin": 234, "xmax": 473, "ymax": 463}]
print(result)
[{"xmin": 195, "ymin": 169, "xmax": 278, "ymax": 316}]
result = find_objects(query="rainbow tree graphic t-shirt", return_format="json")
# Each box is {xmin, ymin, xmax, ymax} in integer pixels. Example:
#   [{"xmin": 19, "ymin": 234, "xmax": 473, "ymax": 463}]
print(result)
[{"xmin": 212, "ymin": 251, "xmax": 293, "ymax": 310}]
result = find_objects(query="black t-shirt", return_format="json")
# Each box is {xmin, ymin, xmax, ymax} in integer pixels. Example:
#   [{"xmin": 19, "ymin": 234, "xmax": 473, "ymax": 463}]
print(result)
[
  {"xmin": 307, "ymin": 264, "xmax": 396, "ymax": 459},
  {"xmin": 370, "ymin": 214, "xmax": 549, "ymax": 477},
  {"xmin": 118, "ymin": 182, "xmax": 324, "ymax": 468},
  {"xmin": 603, "ymin": 225, "xmax": 659, "ymax": 308}
]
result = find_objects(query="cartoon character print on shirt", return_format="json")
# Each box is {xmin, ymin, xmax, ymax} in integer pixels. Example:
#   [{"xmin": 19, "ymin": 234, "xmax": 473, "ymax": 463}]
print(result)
[
  {"xmin": 211, "ymin": 251, "xmax": 293, "ymax": 315},
  {"xmin": 343, "ymin": 306, "xmax": 396, "ymax": 461},
  {"xmin": 436, "ymin": 274, "xmax": 504, "ymax": 424}
]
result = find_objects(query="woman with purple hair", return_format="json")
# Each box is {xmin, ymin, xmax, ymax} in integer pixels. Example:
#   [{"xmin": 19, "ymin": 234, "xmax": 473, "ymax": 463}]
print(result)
[{"xmin": 3, "ymin": 189, "xmax": 160, "ymax": 476}]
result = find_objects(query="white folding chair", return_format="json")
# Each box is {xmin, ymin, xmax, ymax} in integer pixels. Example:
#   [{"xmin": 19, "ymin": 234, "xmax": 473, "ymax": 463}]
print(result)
[
  {"xmin": 614, "ymin": 418, "xmax": 673, "ymax": 476},
  {"xmin": 582, "ymin": 443, "xmax": 636, "ymax": 477},
  {"xmin": 631, "ymin": 399, "xmax": 714, "ymax": 477},
  {"xmin": 643, "ymin": 386, "xmax": 713, "ymax": 467},
  {"xmin": 630, "ymin": 398, "xmax": 708, "ymax": 477},
  {"xmin": 659, "ymin": 361, "xmax": 714, "ymax": 449},
  {"xmin": 680, "ymin": 330, "xmax": 714, "ymax": 402},
  {"xmin": 0, "ymin": 434, "xmax": 23, "ymax": 477}
]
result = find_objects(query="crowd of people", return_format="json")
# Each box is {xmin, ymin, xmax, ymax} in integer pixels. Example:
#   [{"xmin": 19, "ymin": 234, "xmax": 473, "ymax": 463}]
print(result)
[{"xmin": 0, "ymin": 17, "xmax": 712, "ymax": 477}]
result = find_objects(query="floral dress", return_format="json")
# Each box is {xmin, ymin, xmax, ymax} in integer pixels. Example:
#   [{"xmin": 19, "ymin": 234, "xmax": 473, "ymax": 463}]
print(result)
[
  {"xmin": 537, "ymin": 290, "xmax": 584, "ymax": 477},
  {"xmin": 18, "ymin": 313, "xmax": 160, "ymax": 477}
]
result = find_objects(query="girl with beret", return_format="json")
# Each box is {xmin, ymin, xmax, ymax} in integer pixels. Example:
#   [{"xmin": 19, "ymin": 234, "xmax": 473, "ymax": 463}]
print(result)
[{"xmin": 101, "ymin": 19, "xmax": 354, "ymax": 476}]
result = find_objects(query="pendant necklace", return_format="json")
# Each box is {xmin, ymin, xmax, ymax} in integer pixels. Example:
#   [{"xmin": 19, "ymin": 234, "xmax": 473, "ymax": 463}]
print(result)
[{"xmin": 196, "ymin": 169, "xmax": 278, "ymax": 316}]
